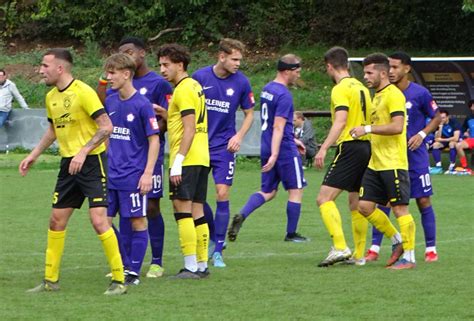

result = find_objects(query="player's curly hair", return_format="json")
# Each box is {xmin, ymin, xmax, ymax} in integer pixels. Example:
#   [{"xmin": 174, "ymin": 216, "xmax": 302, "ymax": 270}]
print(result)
[{"xmin": 157, "ymin": 44, "xmax": 191, "ymax": 71}]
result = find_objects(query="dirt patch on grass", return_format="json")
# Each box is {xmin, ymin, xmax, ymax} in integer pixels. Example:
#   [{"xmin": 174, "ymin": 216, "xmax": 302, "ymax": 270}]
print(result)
[{"xmin": 3, "ymin": 63, "xmax": 41, "ymax": 82}]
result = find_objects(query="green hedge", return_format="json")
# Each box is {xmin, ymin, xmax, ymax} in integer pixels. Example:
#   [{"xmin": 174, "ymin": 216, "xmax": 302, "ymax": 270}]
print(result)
[{"xmin": 1, "ymin": 0, "xmax": 472, "ymax": 52}]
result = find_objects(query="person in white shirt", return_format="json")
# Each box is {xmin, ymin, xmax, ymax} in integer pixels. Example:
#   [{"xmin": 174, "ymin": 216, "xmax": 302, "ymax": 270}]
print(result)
[{"xmin": 0, "ymin": 69, "xmax": 29, "ymax": 127}]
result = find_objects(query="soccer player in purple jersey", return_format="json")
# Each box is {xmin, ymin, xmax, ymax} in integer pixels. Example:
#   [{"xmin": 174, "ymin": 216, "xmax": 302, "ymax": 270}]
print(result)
[
  {"xmin": 104, "ymin": 53, "xmax": 160, "ymax": 285},
  {"xmin": 228, "ymin": 54, "xmax": 308, "ymax": 243},
  {"xmin": 365, "ymin": 52, "xmax": 442, "ymax": 263},
  {"xmin": 99, "ymin": 37, "xmax": 172, "ymax": 278},
  {"xmin": 192, "ymin": 38, "xmax": 255, "ymax": 267}
]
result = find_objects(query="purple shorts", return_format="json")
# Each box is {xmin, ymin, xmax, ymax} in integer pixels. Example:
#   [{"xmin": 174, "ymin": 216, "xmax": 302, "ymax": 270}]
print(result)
[
  {"xmin": 210, "ymin": 147, "xmax": 236, "ymax": 186},
  {"xmin": 409, "ymin": 167, "xmax": 434, "ymax": 199},
  {"xmin": 107, "ymin": 189, "xmax": 148, "ymax": 218},
  {"xmin": 147, "ymin": 163, "xmax": 164, "ymax": 199},
  {"xmin": 261, "ymin": 156, "xmax": 307, "ymax": 193}
]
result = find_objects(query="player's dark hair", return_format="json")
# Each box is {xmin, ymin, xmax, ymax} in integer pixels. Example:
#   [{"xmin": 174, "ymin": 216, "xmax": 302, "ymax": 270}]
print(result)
[
  {"xmin": 324, "ymin": 46, "xmax": 349, "ymax": 69},
  {"xmin": 363, "ymin": 53, "xmax": 389, "ymax": 72},
  {"xmin": 157, "ymin": 43, "xmax": 191, "ymax": 71},
  {"xmin": 218, "ymin": 38, "xmax": 245, "ymax": 54},
  {"xmin": 44, "ymin": 48, "xmax": 73, "ymax": 65},
  {"xmin": 119, "ymin": 36, "xmax": 146, "ymax": 50},
  {"xmin": 440, "ymin": 109, "xmax": 449, "ymax": 116},
  {"xmin": 389, "ymin": 51, "xmax": 412, "ymax": 66},
  {"xmin": 469, "ymin": 99, "xmax": 474, "ymax": 107}
]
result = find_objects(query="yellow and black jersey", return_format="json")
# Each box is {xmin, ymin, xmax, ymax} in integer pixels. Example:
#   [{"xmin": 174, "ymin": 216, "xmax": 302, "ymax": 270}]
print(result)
[
  {"xmin": 46, "ymin": 79, "xmax": 106, "ymax": 157},
  {"xmin": 331, "ymin": 77, "xmax": 371, "ymax": 145},
  {"xmin": 369, "ymin": 84, "xmax": 408, "ymax": 171},
  {"xmin": 167, "ymin": 77, "xmax": 209, "ymax": 167}
]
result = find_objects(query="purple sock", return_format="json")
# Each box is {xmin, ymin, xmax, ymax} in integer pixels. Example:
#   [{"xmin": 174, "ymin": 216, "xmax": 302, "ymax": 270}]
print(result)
[
  {"xmin": 204, "ymin": 202, "xmax": 216, "ymax": 243},
  {"xmin": 372, "ymin": 205, "xmax": 390, "ymax": 246},
  {"xmin": 112, "ymin": 224, "xmax": 130, "ymax": 268},
  {"xmin": 119, "ymin": 216, "xmax": 133, "ymax": 258},
  {"xmin": 449, "ymin": 148, "xmax": 457, "ymax": 163},
  {"xmin": 148, "ymin": 214, "xmax": 165, "ymax": 266},
  {"xmin": 240, "ymin": 193, "xmax": 266, "ymax": 219},
  {"xmin": 432, "ymin": 149, "xmax": 441, "ymax": 164},
  {"xmin": 214, "ymin": 201, "xmax": 230, "ymax": 254},
  {"xmin": 420, "ymin": 205, "xmax": 436, "ymax": 247},
  {"xmin": 286, "ymin": 201, "xmax": 301, "ymax": 235},
  {"xmin": 130, "ymin": 230, "xmax": 149, "ymax": 275}
]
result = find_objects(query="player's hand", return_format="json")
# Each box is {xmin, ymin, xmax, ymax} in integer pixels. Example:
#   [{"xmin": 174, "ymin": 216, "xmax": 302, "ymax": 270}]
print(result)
[
  {"xmin": 408, "ymin": 133, "xmax": 424, "ymax": 151},
  {"xmin": 170, "ymin": 153, "xmax": 184, "ymax": 186},
  {"xmin": 19, "ymin": 155, "xmax": 36, "ymax": 176},
  {"xmin": 314, "ymin": 149, "xmax": 327, "ymax": 169},
  {"xmin": 294, "ymin": 139, "xmax": 306, "ymax": 155},
  {"xmin": 170, "ymin": 174, "xmax": 182, "ymax": 186},
  {"xmin": 227, "ymin": 134, "xmax": 242, "ymax": 153},
  {"xmin": 349, "ymin": 126, "xmax": 366, "ymax": 139},
  {"xmin": 138, "ymin": 172, "xmax": 153, "ymax": 195},
  {"xmin": 262, "ymin": 155, "xmax": 277, "ymax": 172},
  {"xmin": 153, "ymin": 104, "xmax": 167, "ymax": 120},
  {"xmin": 69, "ymin": 152, "xmax": 87, "ymax": 175}
]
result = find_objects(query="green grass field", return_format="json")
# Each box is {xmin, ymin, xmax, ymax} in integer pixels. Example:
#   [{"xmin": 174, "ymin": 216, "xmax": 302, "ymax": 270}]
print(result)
[{"xmin": 0, "ymin": 154, "xmax": 473, "ymax": 321}]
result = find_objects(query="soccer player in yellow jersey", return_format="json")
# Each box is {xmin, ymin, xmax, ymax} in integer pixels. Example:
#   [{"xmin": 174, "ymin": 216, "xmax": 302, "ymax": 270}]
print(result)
[
  {"xmin": 350, "ymin": 53, "xmax": 416, "ymax": 269},
  {"xmin": 314, "ymin": 47, "xmax": 371, "ymax": 267},
  {"xmin": 157, "ymin": 44, "xmax": 211, "ymax": 278},
  {"xmin": 19, "ymin": 48, "xmax": 126, "ymax": 294}
]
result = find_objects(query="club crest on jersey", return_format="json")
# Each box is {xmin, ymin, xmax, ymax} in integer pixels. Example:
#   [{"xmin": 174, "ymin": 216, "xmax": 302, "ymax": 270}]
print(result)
[
  {"xmin": 226, "ymin": 88, "xmax": 234, "ymax": 96},
  {"xmin": 149, "ymin": 117, "xmax": 159, "ymax": 130},
  {"xmin": 140, "ymin": 87, "xmax": 148, "ymax": 95},
  {"xmin": 405, "ymin": 101, "xmax": 412, "ymax": 109},
  {"xmin": 127, "ymin": 113, "xmax": 135, "ymax": 122}
]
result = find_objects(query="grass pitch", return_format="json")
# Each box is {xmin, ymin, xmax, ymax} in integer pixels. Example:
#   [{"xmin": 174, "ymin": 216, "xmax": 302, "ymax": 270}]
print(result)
[{"xmin": 0, "ymin": 154, "xmax": 473, "ymax": 321}]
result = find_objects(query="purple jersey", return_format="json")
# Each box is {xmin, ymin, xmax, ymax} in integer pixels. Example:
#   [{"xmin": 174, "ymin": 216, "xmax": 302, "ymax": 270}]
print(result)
[
  {"xmin": 404, "ymin": 82, "xmax": 438, "ymax": 169},
  {"xmin": 108, "ymin": 71, "xmax": 172, "ymax": 164},
  {"xmin": 192, "ymin": 66, "xmax": 254, "ymax": 150},
  {"xmin": 106, "ymin": 92, "xmax": 160, "ymax": 190},
  {"xmin": 260, "ymin": 81, "xmax": 299, "ymax": 159}
]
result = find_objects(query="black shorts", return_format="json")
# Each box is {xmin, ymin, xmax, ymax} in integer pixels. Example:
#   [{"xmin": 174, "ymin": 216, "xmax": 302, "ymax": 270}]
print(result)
[
  {"xmin": 359, "ymin": 168, "xmax": 410, "ymax": 206},
  {"xmin": 53, "ymin": 153, "xmax": 108, "ymax": 209},
  {"xmin": 169, "ymin": 165, "xmax": 210, "ymax": 203},
  {"xmin": 322, "ymin": 140, "xmax": 371, "ymax": 192}
]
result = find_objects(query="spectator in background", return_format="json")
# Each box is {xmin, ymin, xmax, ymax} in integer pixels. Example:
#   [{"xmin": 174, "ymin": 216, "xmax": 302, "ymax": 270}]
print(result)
[
  {"xmin": 455, "ymin": 99, "xmax": 474, "ymax": 174},
  {"xmin": 0, "ymin": 69, "xmax": 29, "ymax": 127},
  {"xmin": 293, "ymin": 111, "xmax": 317, "ymax": 167},
  {"xmin": 431, "ymin": 110, "xmax": 461, "ymax": 174}
]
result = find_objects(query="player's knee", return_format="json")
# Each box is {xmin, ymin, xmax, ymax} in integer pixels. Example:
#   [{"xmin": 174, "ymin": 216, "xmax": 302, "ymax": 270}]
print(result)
[
  {"xmin": 216, "ymin": 190, "xmax": 229, "ymax": 201},
  {"xmin": 416, "ymin": 197, "xmax": 431, "ymax": 209},
  {"xmin": 262, "ymin": 190, "xmax": 276, "ymax": 201},
  {"xmin": 449, "ymin": 141, "xmax": 456, "ymax": 148},
  {"xmin": 357, "ymin": 201, "xmax": 374, "ymax": 217},
  {"xmin": 146, "ymin": 199, "xmax": 161, "ymax": 218},
  {"xmin": 49, "ymin": 215, "xmax": 67, "ymax": 231},
  {"xmin": 131, "ymin": 217, "xmax": 147, "ymax": 231}
]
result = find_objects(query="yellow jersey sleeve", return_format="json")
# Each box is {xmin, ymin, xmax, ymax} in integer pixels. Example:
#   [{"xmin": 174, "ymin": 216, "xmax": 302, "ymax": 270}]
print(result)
[{"xmin": 78, "ymin": 82, "xmax": 105, "ymax": 117}]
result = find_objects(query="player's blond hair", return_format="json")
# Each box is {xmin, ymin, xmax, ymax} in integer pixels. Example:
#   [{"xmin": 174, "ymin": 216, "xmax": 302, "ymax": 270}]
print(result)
[
  {"xmin": 104, "ymin": 53, "xmax": 136, "ymax": 76},
  {"xmin": 218, "ymin": 38, "xmax": 245, "ymax": 54}
]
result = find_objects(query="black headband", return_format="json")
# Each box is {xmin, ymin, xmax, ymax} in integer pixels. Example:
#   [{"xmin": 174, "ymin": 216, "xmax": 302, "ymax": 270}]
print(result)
[{"xmin": 277, "ymin": 60, "xmax": 300, "ymax": 71}]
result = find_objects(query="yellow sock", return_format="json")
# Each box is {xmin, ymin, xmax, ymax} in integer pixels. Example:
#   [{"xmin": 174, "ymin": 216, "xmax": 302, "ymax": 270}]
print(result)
[
  {"xmin": 194, "ymin": 217, "xmax": 209, "ymax": 263},
  {"xmin": 351, "ymin": 210, "xmax": 368, "ymax": 260},
  {"xmin": 366, "ymin": 207, "xmax": 398, "ymax": 238},
  {"xmin": 176, "ymin": 214, "xmax": 197, "ymax": 256},
  {"xmin": 98, "ymin": 228, "xmax": 124, "ymax": 283},
  {"xmin": 45, "ymin": 229, "xmax": 66, "ymax": 283},
  {"xmin": 320, "ymin": 201, "xmax": 347, "ymax": 250},
  {"xmin": 397, "ymin": 214, "xmax": 416, "ymax": 251}
]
